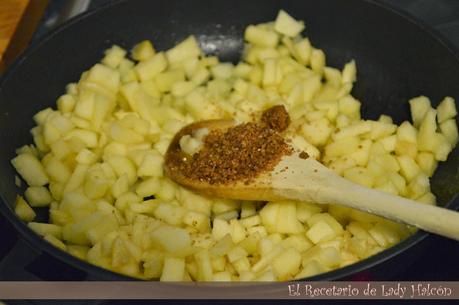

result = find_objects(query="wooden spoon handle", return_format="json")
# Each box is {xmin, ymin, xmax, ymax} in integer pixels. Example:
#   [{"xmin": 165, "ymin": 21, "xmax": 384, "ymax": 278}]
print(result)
[
  {"xmin": 271, "ymin": 157, "xmax": 459, "ymax": 241},
  {"xmin": 323, "ymin": 178, "xmax": 459, "ymax": 241}
]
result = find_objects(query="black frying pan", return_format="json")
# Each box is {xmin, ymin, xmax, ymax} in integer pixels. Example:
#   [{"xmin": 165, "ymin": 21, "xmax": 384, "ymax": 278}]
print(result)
[{"xmin": 0, "ymin": 0, "xmax": 458, "ymax": 283}]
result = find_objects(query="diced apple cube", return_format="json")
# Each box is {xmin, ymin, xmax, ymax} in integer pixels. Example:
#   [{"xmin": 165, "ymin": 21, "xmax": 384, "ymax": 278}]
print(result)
[
  {"xmin": 349, "ymin": 139, "xmax": 372, "ymax": 166},
  {"xmin": 229, "ymin": 219, "xmax": 247, "ymax": 243},
  {"xmin": 65, "ymin": 129, "xmax": 98, "ymax": 148},
  {"xmin": 132, "ymin": 40, "xmax": 156, "ymax": 61},
  {"xmin": 178, "ymin": 188, "xmax": 212, "ymax": 216},
  {"xmin": 11, "ymin": 153, "xmax": 49, "ymax": 186},
  {"xmin": 151, "ymin": 225, "xmax": 191, "ymax": 253},
  {"xmin": 84, "ymin": 169, "xmax": 109, "ymax": 200},
  {"xmin": 407, "ymin": 173, "xmax": 430, "ymax": 199},
  {"xmin": 436, "ymin": 96, "xmax": 457, "ymax": 123},
  {"xmin": 115, "ymin": 192, "xmax": 142, "ymax": 213},
  {"xmin": 172, "ymin": 81, "xmax": 196, "ymax": 97},
  {"xmin": 137, "ymin": 151, "xmax": 163, "ymax": 177},
  {"xmin": 417, "ymin": 108, "xmax": 437, "ymax": 152},
  {"xmin": 310, "ymin": 49, "xmax": 325, "ymax": 73},
  {"xmin": 296, "ymin": 202, "xmax": 322, "ymax": 223},
  {"xmin": 232, "ymin": 256, "xmax": 251, "ymax": 275},
  {"xmin": 194, "ymin": 250, "xmax": 213, "ymax": 281},
  {"xmin": 25, "ymin": 186, "xmax": 52, "ymax": 207},
  {"xmin": 281, "ymin": 234, "xmax": 313, "ymax": 252},
  {"xmin": 154, "ymin": 203, "xmax": 185, "ymax": 226},
  {"xmin": 333, "ymin": 121, "xmax": 371, "ymax": 140},
  {"xmin": 183, "ymin": 211, "xmax": 210, "ymax": 233},
  {"xmin": 107, "ymin": 155, "xmax": 137, "ymax": 185},
  {"xmin": 397, "ymin": 121, "xmax": 417, "ymax": 143},
  {"xmin": 210, "ymin": 256, "xmax": 226, "ymax": 273},
  {"xmin": 34, "ymin": 108, "xmax": 53, "ymax": 125},
  {"xmin": 416, "ymin": 152, "xmax": 437, "ymax": 177},
  {"xmin": 143, "ymin": 251, "xmax": 165, "ymax": 279},
  {"xmin": 433, "ymin": 133, "xmax": 453, "ymax": 161},
  {"xmin": 251, "ymin": 244, "xmax": 283, "ymax": 273},
  {"xmin": 317, "ymin": 247, "xmax": 342, "ymax": 268},
  {"xmin": 110, "ymin": 122, "xmax": 144, "ymax": 144},
  {"xmin": 15, "ymin": 196, "xmax": 36, "ymax": 222},
  {"xmin": 28, "ymin": 222, "xmax": 62, "ymax": 239},
  {"xmin": 323, "ymin": 67, "xmax": 342, "ymax": 87},
  {"xmin": 390, "ymin": 172, "xmax": 408, "ymax": 196},
  {"xmin": 211, "ymin": 63, "xmax": 234, "ymax": 80},
  {"xmin": 214, "ymin": 210, "xmax": 238, "ymax": 221},
  {"xmin": 374, "ymin": 153, "xmax": 400, "ymax": 173},
  {"xmin": 259, "ymin": 202, "xmax": 280, "ymax": 232},
  {"xmin": 302, "ymin": 75, "xmax": 322, "ymax": 103},
  {"xmin": 343, "ymin": 167, "xmax": 374, "ymax": 188},
  {"xmin": 213, "ymin": 271, "xmax": 232, "ymax": 281},
  {"xmin": 296, "ymin": 259, "xmax": 326, "ymax": 279},
  {"xmin": 328, "ymin": 157, "xmax": 357, "ymax": 175},
  {"xmin": 245, "ymin": 25, "xmax": 279, "ymax": 47},
  {"xmin": 272, "ymin": 247, "xmax": 302, "ymax": 279},
  {"xmin": 378, "ymin": 115, "xmax": 393, "ymax": 124},
  {"xmin": 160, "ymin": 257, "xmax": 185, "ymax": 281},
  {"xmin": 409, "ymin": 96, "xmax": 431, "ymax": 128},
  {"xmin": 306, "ymin": 221, "xmax": 336, "ymax": 244},
  {"xmin": 227, "ymin": 246, "xmax": 248, "ymax": 263},
  {"xmin": 276, "ymin": 201, "xmax": 305, "ymax": 234},
  {"xmin": 369, "ymin": 121, "xmax": 397, "ymax": 140},
  {"xmin": 293, "ymin": 38, "xmax": 311, "ymax": 65},
  {"xmin": 394, "ymin": 140, "xmax": 418, "ymax": 159},
  {"xmin": 378, "ymin": 135, "xmax": 397, "ymax": 152},
  {"xmin": 440, "ymin": 119, "xmax": 458, "ymax": 146},
  {"xmin": 339, "ymin": 96, "xmax": 361, "ymax": 120},
  {"xmin": 212, "ymin": 219, "xmax": 231, "ymax": 241},
  {"xmin": 166, "ymin": 36, "xmax": 201, "ymax": 64},
  {"xmin": 375, "ymin": 179, "xmax": 399, "ymax": 195},
  {"xmin": 274, "ymin": 10, "xmax": 305, "ymax": 37},
  {"xmin": 368, "ymin": 226, "xmax": 389, "ymax": 247},
  {"xmin": 417, "ymin": 192, "xmax": 436, "ymax": 205},
  {"xmin": 135, "ymin": 52, "xmax": 168, "ymax": 81},
  {"xmin": 67, "ymin": 245, "xmax": 89, "ymax": 260},
  {"xmin": 102, "ymin": 45, "xmax": 126, "ymax": 69},
  {"xmin": 238, "ymin": 233, "xmax": 260, "ymax": 255},
  {"xmin": 325, "ymin": 137, "xmax": 360, "ymax": 157},
  {"xmin": 45, "ymin": 158, "xmax": 71, "ymax": 184},
  {"xmin": 349, "ymin": 236, "xmax": 370, "ymax": 259},
  {"xmin": 209, "ymin": 234, "xmax": 234, "ymax": 258},
  {"xmin": 44, "ymin": 234, "xmax": 67, "ymax": 251},
  {"xmin": 291, "ymin": 135, "xmax": 320, "ymax": 160},
  {"xmin": 239, "ymin": 215, "xmax": 261, "ymax": 228},
  {"xmin": 111, "ymin": 174, "xmax": 129, "ymax": 198},
  {"xmin": 306, "ymin": 213, "xmax": 343, "ymax": 235},
  {"xmin": 342, "ymin": 60, "xmax": 357, "ymax": 84},
  {"xmin": 85, "ymin": 64, "xmax": 120, "ymax": 94}
]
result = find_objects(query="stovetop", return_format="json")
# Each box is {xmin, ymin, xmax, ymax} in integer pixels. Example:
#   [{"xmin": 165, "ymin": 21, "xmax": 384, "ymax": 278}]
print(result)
[{"xmin": 1, "ymin": 0, "xmax": 459, "ymax": 304}]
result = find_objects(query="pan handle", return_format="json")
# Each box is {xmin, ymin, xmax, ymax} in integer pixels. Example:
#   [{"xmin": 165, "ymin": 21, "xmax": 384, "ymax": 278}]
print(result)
[{"xmin": 0, "ymin": 238, "xmax": 41, "ymax": 281}]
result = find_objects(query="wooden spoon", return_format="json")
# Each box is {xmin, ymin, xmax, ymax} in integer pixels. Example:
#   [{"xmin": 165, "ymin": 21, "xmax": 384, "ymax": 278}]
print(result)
[{"xmin": 164, "ymin": 120, "xmax": 459, "ymax": 241}]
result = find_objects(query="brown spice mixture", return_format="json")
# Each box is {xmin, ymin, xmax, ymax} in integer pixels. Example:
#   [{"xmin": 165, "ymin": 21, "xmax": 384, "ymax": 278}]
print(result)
[
  {"xmin": 299, "ymin": 151, "xmax": 309, "ymax": 159},
  {"xmin": 261, "ymin": 105, "xmax": 291, "ymax": 132},
  {"xmin": 173, "ymin": 106, "xmax": 293, "ymax": 185}
]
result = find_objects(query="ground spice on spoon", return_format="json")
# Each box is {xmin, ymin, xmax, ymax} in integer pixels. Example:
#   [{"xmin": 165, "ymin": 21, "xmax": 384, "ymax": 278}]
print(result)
[{"xmin": 175, "ymin": 105, "xmax": 294, "ymax": 185}]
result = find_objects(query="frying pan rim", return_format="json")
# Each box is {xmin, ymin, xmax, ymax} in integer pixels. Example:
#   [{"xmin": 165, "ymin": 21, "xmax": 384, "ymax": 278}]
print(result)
[{"xmin": 0, "ymin": 0, "xmax": 457, "ymax": 283}]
